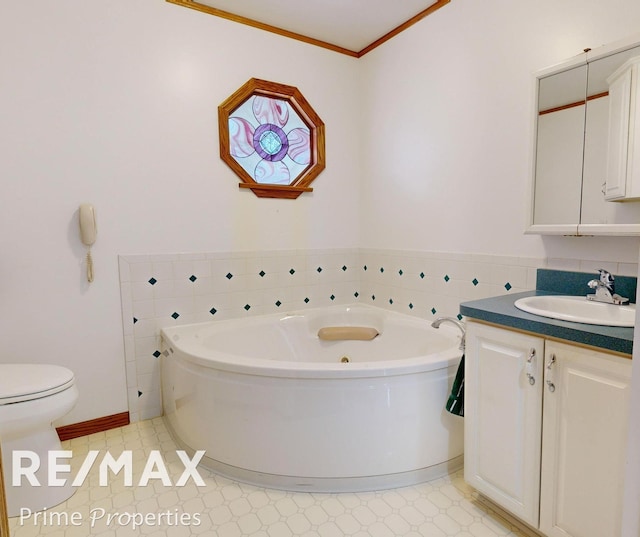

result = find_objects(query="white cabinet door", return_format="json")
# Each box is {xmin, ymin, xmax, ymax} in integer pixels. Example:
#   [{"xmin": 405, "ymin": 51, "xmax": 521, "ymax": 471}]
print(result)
[
  {"xmin": 465, "ymin": 322, "xmax": 544, "ymax": 526},
  {"xmin": 605, "ymin": 65, "xmax": 632, "ymax": 200},
  {"xmin": 540, "ymin": 341, "xmax": 632, "ymax": 537},
  {"xmin": 580, "ymin": 94, "xmax": 640, "ymax": 233},
  {"xmin": 605, "ymin": 57, "xmax": 640, "ymax": 202}
]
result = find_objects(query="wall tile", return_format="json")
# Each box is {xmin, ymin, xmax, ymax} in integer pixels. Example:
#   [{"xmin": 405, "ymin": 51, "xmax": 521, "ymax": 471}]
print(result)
[
  {"xmin": 119, "ymin": 248, "xmax": 634, "ymax": 421},
  {"xmin": 578, "ymin": 260, "xmax": 617, "ymax": 275},
  {"xmin": 128, "ymin": 259, "xmax": 153, "ymax": 282},
  {"xmin": 547, "ymin": 258, "xmax": 581, "ymax": 271},
  {"xmin": 619, "ymin": 263, "xmax": 640, "ymax": 277},
  {"xmin": 132, "ymin": 299, "xmax": 155, "ymax": 321},
  {"xmin": 150, "ymin": 261, "xmax": 174, "ymax": 281},
  {"xmin": 131, "ymin": 280, "xmax": 155, "ymax": 302},
  {"xmin": 118, "ymin": 257, "xmax": 131, "ymax": 283},
  {"xmin": 133, "ymin": 318, "xmax": 157, "ymax": 339}
]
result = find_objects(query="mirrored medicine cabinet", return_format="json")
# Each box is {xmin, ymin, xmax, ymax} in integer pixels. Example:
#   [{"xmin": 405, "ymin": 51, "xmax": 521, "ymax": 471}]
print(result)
[{"xmin": 527, "ymin": 33, "xmax": 640, "ymax": 236}]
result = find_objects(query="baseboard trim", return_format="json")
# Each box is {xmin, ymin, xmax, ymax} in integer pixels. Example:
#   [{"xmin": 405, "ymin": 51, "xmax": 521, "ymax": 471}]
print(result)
[{"xmin": 56, "ymin": 411, "xmax": 130, "ymax": 441}]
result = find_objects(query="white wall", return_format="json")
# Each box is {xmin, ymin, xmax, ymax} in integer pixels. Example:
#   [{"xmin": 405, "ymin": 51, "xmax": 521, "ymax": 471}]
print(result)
[
  {"xmin": 0, "ymin": 0, "xmax": 361, "ymax": 424},
  {"xmin": 359, "ymin": 0, "xmax": 640, "ymax": 263}
]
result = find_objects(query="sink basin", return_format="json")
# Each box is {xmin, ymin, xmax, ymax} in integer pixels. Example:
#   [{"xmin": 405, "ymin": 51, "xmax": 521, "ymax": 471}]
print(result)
[{"xmin": 514, "ymin": 295, "xmax": 636, "ymax": 327}]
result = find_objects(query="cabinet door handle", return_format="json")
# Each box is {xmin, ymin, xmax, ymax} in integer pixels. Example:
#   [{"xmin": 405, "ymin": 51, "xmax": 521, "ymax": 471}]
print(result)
[
  {"xmin": 546, "ymin": 353, "xmax": 556, "ymax": 392},
  {"xmin": 526, "ymin": 347, "xmax": 536, "ymax": 385}
]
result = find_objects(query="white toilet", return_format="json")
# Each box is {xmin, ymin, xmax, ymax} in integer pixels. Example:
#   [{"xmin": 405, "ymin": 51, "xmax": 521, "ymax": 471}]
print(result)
[{"xmin": 0, "ymin": 364, "xmax": 79, "ymax": 517}]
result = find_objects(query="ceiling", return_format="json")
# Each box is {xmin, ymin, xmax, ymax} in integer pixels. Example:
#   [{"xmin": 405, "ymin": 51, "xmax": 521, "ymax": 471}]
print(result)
[{"xmin": 167, "ymin": 0, "xmax": 450, "ymax": 57}]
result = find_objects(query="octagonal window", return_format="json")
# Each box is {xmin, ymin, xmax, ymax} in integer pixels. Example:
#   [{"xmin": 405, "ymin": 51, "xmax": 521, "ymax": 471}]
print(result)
[{"xmin": 219, "ymin": 79, "xmax": 325, "ymax": 199}]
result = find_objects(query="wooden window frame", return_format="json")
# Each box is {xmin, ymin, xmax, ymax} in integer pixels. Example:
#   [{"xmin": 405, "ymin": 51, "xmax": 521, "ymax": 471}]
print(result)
[{"xmin": 218, "ymin": 78, "xmax": 325, "ymax": 199}]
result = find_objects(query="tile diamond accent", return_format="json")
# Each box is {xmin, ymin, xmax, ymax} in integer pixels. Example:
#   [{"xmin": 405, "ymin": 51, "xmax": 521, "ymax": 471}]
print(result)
[
  {"xmin": 152, "ymin": 350, "xmax": 161, "ymax": 358},
  {"xmin": 189, "ymin": 275, "xmax": 197, "ymax": 282},
  {"xmin": 171, "ymin": 312, "xmax": 180, "ymax": 319},
  {"xmin": 209, "ymin": 307, "xmax": 217, "ymax": 315},
  {"xmin": 420, "ymin": 272, "xmax": 425, "ymax": 279},
  {"xmin": 317, "ymin": 267, "xmax": 323, "ymax": 273},
  {"xmin": 472, "ymin": 278, "xmax": 479, "ymax": 286},
  {"xmin": 289, "ymin": 268, "xmax": 296, "ymax": 275},
  {"xmin": 244, "ymin": 304, "xmax": 251, "ymax": 311},
  {"xmin": 148, "ymin": 277, "xmax": 157, "ymax": 285},
  {"xmin": 226, "ymin": 272, "xmax": 233, "ymax": 280},
  {"xmin": 505, "ymin": 282, "xmax": 512, "ymax": 291},
  {"xmin": 259, "ymin": 270, "xmax": 266, "ymax": 277},
  {"xmin": 444, "ymin": 275, "xmax": 450, "ymax": 282}
]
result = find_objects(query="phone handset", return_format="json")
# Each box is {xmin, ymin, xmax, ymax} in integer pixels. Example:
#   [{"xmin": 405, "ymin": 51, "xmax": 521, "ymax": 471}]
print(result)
[{"xmin": 79, "ymin": 204, "xmax": 97, "ymax": 282}]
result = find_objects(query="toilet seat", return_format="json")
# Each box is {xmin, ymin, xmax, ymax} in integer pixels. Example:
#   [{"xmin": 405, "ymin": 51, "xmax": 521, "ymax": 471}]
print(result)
[{"xmin": 0, "ymin": 364, "xmax": 75, "ymax": 405}]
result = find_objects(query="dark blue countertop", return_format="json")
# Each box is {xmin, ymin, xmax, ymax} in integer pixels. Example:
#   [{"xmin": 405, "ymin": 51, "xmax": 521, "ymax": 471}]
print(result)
[{"xmin": 460, "ymin": 290, "xmax": 634, "ymax": 356}]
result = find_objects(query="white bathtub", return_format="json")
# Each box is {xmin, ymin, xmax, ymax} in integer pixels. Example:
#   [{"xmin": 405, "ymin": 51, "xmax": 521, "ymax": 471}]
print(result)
[{"xmin": 160, "ymin": 304, "xmax": 464, "ymax": 492}]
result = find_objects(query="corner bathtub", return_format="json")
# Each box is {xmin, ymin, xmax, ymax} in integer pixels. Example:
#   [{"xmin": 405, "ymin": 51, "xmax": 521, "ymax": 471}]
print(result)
[{"xmin": 161, "ymin": 304, "xmax": 464, "ymax": 492}]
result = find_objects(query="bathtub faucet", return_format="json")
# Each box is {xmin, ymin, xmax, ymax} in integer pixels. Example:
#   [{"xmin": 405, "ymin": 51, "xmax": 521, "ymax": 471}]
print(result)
[{"xmin": 431, "ymin": 317, "xmax": 466, "ymax": 352}]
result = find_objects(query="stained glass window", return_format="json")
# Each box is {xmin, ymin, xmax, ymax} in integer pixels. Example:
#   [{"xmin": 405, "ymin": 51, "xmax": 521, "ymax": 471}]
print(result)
[{"xmin": 219, "ymin": 79, "xmax": 325, "ymax": 199}]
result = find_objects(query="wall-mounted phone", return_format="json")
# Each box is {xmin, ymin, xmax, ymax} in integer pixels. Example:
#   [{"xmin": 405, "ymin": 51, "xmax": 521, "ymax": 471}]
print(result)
[
  {"xmin": 79, "ymin": 204, "xmax": 97, "ymax": 282},
  {"xmin": 79, "ymin": 204, "xmax": 97, "ymax": 246}
]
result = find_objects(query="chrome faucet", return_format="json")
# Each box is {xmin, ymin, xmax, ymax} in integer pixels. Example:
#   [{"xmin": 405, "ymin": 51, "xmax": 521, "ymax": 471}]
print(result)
[
  {"xmin": 431, "ymin": 317, "xmax": 466, "ymax": 351},
  {"xmin": 587, "ymin": 269, "xmax": 629, "ymax": 305}
]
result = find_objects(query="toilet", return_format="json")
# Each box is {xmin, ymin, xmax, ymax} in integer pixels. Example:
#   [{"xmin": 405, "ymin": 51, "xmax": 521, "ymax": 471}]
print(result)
[{"xmin": 0, "ymin": 364, "xmax": 79, "ymax": 517}]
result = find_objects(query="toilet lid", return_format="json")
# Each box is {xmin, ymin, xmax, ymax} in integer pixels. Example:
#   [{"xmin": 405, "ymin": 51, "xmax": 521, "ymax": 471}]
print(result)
[{"xmin": 0, "ymin": 364, "xmax": 75, "ymax": 405}]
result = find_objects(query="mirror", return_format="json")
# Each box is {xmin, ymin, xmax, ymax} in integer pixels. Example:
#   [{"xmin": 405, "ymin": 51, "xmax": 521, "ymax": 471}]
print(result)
[
  {"xmin": 529, "ymin": 34, "xmax": 640, "ymax": 235},
  {"xmin": 533, "ymin": 64, "xmax": 587, "ymax": 227}
]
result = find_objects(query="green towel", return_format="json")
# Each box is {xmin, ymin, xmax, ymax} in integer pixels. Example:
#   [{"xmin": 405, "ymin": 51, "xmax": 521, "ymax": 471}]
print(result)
[{"xmin": 446, "ymin": 355, "xmax": 464, "ymax": 417}]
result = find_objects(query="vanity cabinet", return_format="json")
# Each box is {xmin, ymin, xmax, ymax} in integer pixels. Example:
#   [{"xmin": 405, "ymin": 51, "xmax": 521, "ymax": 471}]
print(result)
[{"xmin": 465, "ymin": 321, "xmax": 632, "ymax": 537}]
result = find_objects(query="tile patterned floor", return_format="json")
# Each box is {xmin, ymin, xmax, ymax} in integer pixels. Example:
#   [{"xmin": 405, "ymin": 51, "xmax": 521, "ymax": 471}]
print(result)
[{"xmin": 9, "ymin": 418, "xmax": 527, "ymax": 537}]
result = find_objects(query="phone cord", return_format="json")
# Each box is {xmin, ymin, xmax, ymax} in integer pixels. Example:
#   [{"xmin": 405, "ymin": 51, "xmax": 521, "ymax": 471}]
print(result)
[{"xmin": 86, "ymin": 249, "xmax": 94, "ymax": 283}]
